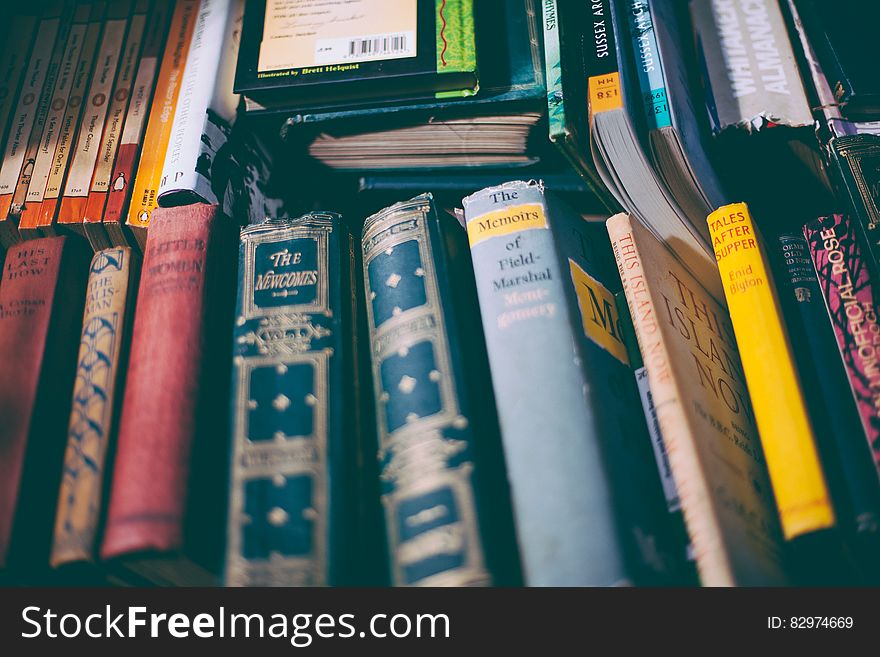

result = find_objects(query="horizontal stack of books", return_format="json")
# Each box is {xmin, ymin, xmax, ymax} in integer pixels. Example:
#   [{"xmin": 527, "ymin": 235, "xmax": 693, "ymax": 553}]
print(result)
[{"xmin": 2, "ymin": 0, "xmax": 880, "ymax": 587}]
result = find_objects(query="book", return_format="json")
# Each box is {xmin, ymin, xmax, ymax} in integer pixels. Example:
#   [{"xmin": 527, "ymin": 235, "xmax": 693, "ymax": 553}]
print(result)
[
  {"xmin": 775, "ymin": 232, "xmax": 880, "ymax": 541},
  {"xmin": 0, "ymin": 235, "xmax": 91, "ymax": 572},
  {"xmin": 607, "ymin": 212, "xmax": 786, "ymax": 585},
  {"xmin": 17, "ymin": 2, "xmax": 99, "ymax": 238},
  {"xmin": 792, "ymin": 0, "xmax": 880, "ymax": 121},
  {"xmin": 689, "ymin": 0, "xmax": 830, "ymax": 221},
  {"xmin": 101, "ymin": 203, "xmax": 237, "ymax": 585},
  {"xmin": 361, "ymin": 193, "xmax": 519, "ymax": 586},
  {"xmin": 690, "ymin": 0, "xmax": 812, "ymax": 135},
  {"xmin": 0, "ymin": 1, "xmax": 72, "ymax": 247},
  {"xmin": 0, "ymin": 12, "xmax": 40, "ymax": 178},
  {"xmin": 296, "ymin": 0, "xmax": 546, "ymax": 171},
  {"xmin": 51, "ymin": 246, "xmax": 140, "ymax": 568},
  {"xmin": 614, "ymin": 290, "xmax": 680, "ymax": 516},
  {"xmin": 156, "ymin": 0, "xmax": 240, "ymax": 206},
  {"xmin": 123, "ymin": 0, "xmax": 201, "ymax": 249},
  {"xmin": 708, "ymin": 202, "xmax": 835, "ymax": 540},
  {"xmin": 100, "ymin": 0, "xmax": 173, "ymax": 248},
  {"xmin": 803, "ymin": 216, "xmax": 880, "ymax": 488},
  {"xmin": 625, "ymin": 0, "xmax": 728, "ymax": 226},
  {"xmin": 56, "ymin": 0, "xmax": 134, "ymax": 234},
  {"xmin": 461, "ymin": 180, "xmax": 678, "ymax": 585},
  {"xmin": 235, "ymin": 0, "xmax": 478, "ymax": 111},
  {"xmin": 827, "ymin": 135, "xmax": 880, "ymax": 284},
  {"xmin": 541, "ymin": 0, "xmax": 618, "ymax": 211},
  {"xmin": 585, "ymin": 0, "xmax": 721, "ymax": 300},
  {"xmin": 225, "ymin": 213, "xmax": 361, "ymax": 587},
  {"xmin": 81, "ymin": 0, "xmax": 151, "ymax": 246}
]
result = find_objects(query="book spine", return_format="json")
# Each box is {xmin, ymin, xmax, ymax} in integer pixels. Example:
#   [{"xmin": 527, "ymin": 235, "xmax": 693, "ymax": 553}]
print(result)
[
  {"xmin": 541, "ymin": 0, "xmax": 565, "ymax": 140},
  {"xmin": 584, "ymin": 0, "xmax": 623, "ymax": 119},
  {"xmin": 0, "ymin": 235, "xmax": 90, "ymax": 568},
  {"xmin": 34, "ymin": 7, "xmax": 105, "ymax": 240},
  {"xmin": 778, "ymin": 231, "xmax": 880, "ymax": 535},
  {"xmin": 361, "ymin": 194, "xmax": 494, "ymax": 586},
  {"xmin": 607, "ymin": 212, "xmax": 735, "ymax": 585},
  {"xmin": 101, "ymin": 203, "xmax": 222, "ymax": 559},
  {"xmin": 828, "ymin": 135, "xmax": 880, "ymax": 284},
  {"xmin": 82, "ymin": 0, "xmax": 149, "ymax": 244},
  {"xmin": 462, "ymin": 180, "xmax": 626, "ymax": 585},
  {"xmin": 5, "ymin": 5, "xmax": 76, "ymax": 225},
  {"xmin": 58, "ymin": 0, "xmax": 132, "ymax": 232},
  {"xmin": 225, "ymin": 214, "xmax": 355, "ymax": 586},
  {"xmin": 435, "ymin": 0, "xmax": 476, "ymax": 75},
  {"xmin": 157, "ymin": 0, "xmax": 235, "ymax": 204},
  {"xmin": 804, "ymin": 216, "xmax": 880, "ymax": 479},
  {"xmin": 614, "ymin": 291, "xmax": 680, "ymax": 513},
  {"xmin": 708, "ymin": 202, "xmax": 835, "ymax": 539},
  {"xmin": 18, "ymin": 3, "xmax": 93, "ymax": 235},
  {"xmin": 122, "ymin": 0, "xmax": 200, "ymax": 248},
  {"xmin": 0, "ymin": 14, "xmax": 39, "ymax": 181},
  {"xmin": 103, "ymin": 0, "xmax": 172, "ymax": 247},
  {"xmin": 626, "ymin": 0, "xmax": 671, "ymax": 130},
  {"xmin": 0, "ymin": 5, "xmax": 66, "ymax": 246},
  {"xmin": 51, "ymin": 246, "xmax": 139, "ymax": 566}
]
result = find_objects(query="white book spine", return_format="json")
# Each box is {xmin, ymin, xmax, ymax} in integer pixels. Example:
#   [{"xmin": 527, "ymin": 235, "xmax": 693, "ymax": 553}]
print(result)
[
  {"xmin": 26, "ymin": 19, "xmax": 88, "ymax": 202},
  {"xmin": 158, "ymin": 0, "xmax": 239, "ymax": 201},
  {"xmin": 64, "ymin": 15, "xmax": 130, "ymax": 199},
  {"xmin": 0, "ymin": 17, "xmax": 61, "ymax": 195}
]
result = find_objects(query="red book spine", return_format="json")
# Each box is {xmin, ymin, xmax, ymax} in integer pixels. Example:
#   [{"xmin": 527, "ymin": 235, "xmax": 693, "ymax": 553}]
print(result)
[
  {"xmin": 101, "ymin": 203, "xmax": 226, "ymax": 559},
  {"xmin": 0, "ymin": 236, "xmax": 90, "ymax": 568}
]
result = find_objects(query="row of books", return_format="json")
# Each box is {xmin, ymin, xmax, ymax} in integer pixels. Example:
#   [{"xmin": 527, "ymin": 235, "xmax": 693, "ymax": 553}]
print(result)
[
  {"xmin": 0, "ymin": 0, "xmax": 277, "ymax": 254},
  {"xmin": 3, "ymin": 0, "xmax": 880, "ymax": 587}
]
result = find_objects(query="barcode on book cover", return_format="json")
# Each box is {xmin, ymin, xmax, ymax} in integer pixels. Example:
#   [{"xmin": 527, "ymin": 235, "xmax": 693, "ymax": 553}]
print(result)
[{"xmin": 314, "ymin": 31, "xmax": 416, "ymax": 65}]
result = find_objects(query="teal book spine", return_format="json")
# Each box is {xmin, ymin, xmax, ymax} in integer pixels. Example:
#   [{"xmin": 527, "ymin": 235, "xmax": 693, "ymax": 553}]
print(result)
[
  {"xmin": 361, "ymin": 193, "xmax": 518, "ymax": 586},
  {"xmin": 225, "ymin": 214, "xmax": 359, "ymax": 586},
  {"xmin": 462, "ymin": 180, "xmax": 677, "ymax": 585},
  {"xmin": 625, "ymin": 0, "xmax": 671, "ymax": 130}
]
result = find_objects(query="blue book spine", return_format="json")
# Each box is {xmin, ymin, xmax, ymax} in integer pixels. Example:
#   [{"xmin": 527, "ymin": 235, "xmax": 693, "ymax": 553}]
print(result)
[
  {"xmin": 225, "ymin": 214, "xmax": 357, "ymax": 586},
  {"xmin": 626, "ymin": 0, "xmax": 672, "ymax": 130},
  {"xmin": 461, "ymin": 180, "xmax": 632, "ymax": 585},
  {"xmin": 362, "ymin": 193, "xmax": 506, "ymax": 586}
]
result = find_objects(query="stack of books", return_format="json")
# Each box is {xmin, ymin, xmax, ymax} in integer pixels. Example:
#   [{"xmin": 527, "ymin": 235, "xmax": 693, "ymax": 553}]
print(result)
[{"xmin": 2, "ymin": 0, "xmax": 880, "ymax": 588}]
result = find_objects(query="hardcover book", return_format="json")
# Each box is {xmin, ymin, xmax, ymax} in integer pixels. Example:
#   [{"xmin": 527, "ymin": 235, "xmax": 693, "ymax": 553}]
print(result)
[
  {"xmin": 56, "ymin": 0, "xmax": 134, "ymax": 234},
  {"xmin": 101, "ymin": 203, "xmax": 237, "ymax": 585},
  {"xmin": 608, "ymin": 212, "xmax": 786, "ymax": 585},
  {"xmin": 462, "ymin": 180, "xmax": 680, "ymax": 585},
  {"xmin": 827, "ymin": 135, "xmax": 880, "ymax": 284},
  {"xmin": 100, "ymin": 0, "xmax": 173, "ymax": 248},
  {"xmin": 235, "ymin": 0, "xmax": 478, "ymax": 111},
  {"xmin": 804, "ymin": 216, "xmax": 880, "ymax": 488},
  {"xmin": 361, "ymin": 194, "xmax": 519, "ymax": 586},
  {"xmin": 0, "ymin": 235, "xmax": 91, "ymax": 572},
  {"xmin": 0, "ymin": 1, "xmax": 72, "ymax": 247},
  {"xmin": 708, "ymin": 202, "xmax": 835, "ymax": 540},
  {"xmin": 225, "ymin": 213, "xmax": 361, "ymax": 587},
  {"xmin": 51, "ymin": 246, "xmax": 141, "ymax": 567},
  {"xmin": 81, "ymin": 0, "xmax": 152, "ymax": 245},
  {"xmin": 18, "ymin": 2, "xmax": 103, "ymax": 238}
]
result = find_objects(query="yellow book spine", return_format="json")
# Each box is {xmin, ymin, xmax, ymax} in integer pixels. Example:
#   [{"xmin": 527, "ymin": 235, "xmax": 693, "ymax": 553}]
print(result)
[
  {"xmin": 708, "ymin": 202, "xmax": 835, "ymax": 539},
  {"xmin": 124, "ymin": 0, "xmax": 199, "ymax": 236}
]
